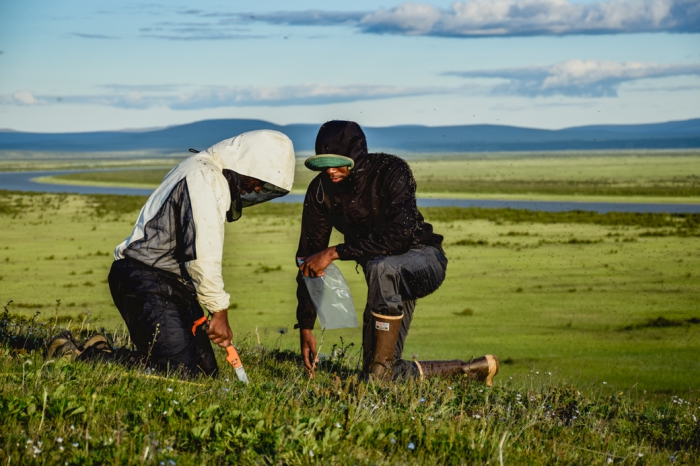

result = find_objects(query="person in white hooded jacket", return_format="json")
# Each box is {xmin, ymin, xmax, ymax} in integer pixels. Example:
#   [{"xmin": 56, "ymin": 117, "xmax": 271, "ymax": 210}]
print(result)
[{"xmin": 104, "ymin": 130, "xmax": 295, "ymax": 377}]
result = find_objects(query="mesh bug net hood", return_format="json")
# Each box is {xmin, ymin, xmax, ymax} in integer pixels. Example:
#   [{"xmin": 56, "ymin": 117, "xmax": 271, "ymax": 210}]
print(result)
[{"xmin": 202, "ymin": 130, "xmax": 295, "ymax": 221}]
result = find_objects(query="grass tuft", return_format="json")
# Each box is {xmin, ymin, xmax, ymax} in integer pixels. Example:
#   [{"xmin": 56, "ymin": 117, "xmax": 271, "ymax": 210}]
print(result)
[{"xmin": 0, "ymin": 312, "xmax": 698, "ymax": 464}]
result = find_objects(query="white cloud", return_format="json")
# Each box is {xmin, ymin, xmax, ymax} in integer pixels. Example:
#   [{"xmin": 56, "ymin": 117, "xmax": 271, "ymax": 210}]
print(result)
[
  {"xmin": 0, "ymin": 85, "xmax": 447, "ymax": 110},
  {"xmin": 0, "ymin": 90, "xmax": 43, "ymax": 106},
  {"xmin": 242, "ymin": 0, "xmax": 699, "ymax": 37},
  {"xmin": 444, "ymin": 60, "xmax": 700, "ymax": 97}
]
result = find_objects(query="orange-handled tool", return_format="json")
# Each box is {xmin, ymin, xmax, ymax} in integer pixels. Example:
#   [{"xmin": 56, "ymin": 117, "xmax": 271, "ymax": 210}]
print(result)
[{"xmin": 192, "ymin": 316, "xmax": 249, "ymax": 384}]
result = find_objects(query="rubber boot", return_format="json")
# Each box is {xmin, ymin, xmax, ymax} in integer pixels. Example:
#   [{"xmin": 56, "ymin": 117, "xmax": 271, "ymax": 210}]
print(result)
[
  {"xmin": 416, "ymin": 359, "xmax": 464, "ymax": 377},
  {"xmin": 415, "ymin": 355, "xmax": 500, "ymax": 386},
  {"xmin": 369, "ymin": 312, "xmax": 404, "ymax": 383}
]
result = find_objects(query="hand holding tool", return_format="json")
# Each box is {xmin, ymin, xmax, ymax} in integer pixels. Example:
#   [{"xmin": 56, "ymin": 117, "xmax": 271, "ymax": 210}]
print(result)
[{"xmin": 192, "ymin": 316, "xmax": 249, "ymax": 384}]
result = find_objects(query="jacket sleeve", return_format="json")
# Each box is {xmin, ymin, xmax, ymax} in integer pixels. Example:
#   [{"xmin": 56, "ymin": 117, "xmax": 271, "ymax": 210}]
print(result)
[
  {"xmin": 295, "ymin": 179, "xmax": 333, "ymax": 330},
  {"xmin": 183, "ymin": 168, "xmax": 231, "ymax": 313},
  {"xmin": 335, "ymin": 162, "xmax": 418, "ymax": 260}
]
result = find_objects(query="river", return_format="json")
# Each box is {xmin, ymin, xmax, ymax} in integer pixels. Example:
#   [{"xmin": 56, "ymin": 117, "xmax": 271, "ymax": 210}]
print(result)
[{"xmin": 1, "ymin": 170, "xmax": 699, "ymax": 214}]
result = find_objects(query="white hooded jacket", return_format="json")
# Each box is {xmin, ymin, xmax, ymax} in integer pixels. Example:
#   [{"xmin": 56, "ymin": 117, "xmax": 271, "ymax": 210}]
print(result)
[{"xmin": 114, "ymin": 130, "xmax": 295, "ymax": 312}]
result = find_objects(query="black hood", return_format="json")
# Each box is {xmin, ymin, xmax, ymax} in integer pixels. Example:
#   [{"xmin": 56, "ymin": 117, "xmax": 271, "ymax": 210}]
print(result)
[{"xmin": 315, "ymin": 121, "xmax": 368, "ymax": 162}]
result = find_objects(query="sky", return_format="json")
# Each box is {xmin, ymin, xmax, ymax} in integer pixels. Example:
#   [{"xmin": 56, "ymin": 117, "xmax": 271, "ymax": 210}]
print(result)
[{"xmin": 0, "ymin": 0, "xmax": 699, "ymax": 133}]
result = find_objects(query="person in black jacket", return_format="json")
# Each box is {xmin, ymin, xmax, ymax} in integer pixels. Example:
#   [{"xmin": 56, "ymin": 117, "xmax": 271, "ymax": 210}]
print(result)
[{"xmin": 296, "ymin": 120, "xmax": 499, "ymax": 384}]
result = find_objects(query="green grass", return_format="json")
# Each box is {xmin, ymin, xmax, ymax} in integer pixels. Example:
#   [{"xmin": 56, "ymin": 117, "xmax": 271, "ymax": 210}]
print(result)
[
  {"xmin": 1, "ymin": 190, "xmax": 699, "ymax": 398},
  {"xmin": 1, "ymin": 189, "xmax": 699, "ymax": 463},
  {"xmin": 1, "ymin": 314, "xmax": 698, "ymax": 464},
  {"xmin": 41, "ymin": 152, "xmax": 700, "ymax": 202},
  {"xmin": 0, "ymin": 150, "xmax": 183, "ymax": 173}
]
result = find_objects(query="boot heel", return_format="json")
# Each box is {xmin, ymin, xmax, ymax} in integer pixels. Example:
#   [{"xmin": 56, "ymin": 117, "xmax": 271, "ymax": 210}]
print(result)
[{"xmin": 484, "ymin": 355, "xmax": 499, "ymax": 387}]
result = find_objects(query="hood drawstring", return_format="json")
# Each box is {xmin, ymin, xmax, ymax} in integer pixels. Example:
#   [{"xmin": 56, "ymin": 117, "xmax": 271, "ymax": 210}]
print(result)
[{"xmin": 316, "ymin": 179, "xmax": 325, "ymax": 204}]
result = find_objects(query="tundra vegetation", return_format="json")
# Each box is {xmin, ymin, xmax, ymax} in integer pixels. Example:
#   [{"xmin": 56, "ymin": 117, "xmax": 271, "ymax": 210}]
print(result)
[
  {"xmin": 0, "ymin": 151, "xmax": 698, "ymax": 463},
  {"xmin": 33, "ymin": 150, "xmax": 700, "ymax": 203}
]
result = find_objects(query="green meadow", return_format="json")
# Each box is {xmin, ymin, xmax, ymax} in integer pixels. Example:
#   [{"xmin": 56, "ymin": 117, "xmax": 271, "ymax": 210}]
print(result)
[
  {"xmin": 1, "ymin": 152, "xmax": 699, "ymax": 463},
  {"xmin": 35, "ymin": 150, "xmax": 700, "ymax": 203},
  {"xmin": 1, "ymin": 189, "xmax": 698, "ymax": 395}
]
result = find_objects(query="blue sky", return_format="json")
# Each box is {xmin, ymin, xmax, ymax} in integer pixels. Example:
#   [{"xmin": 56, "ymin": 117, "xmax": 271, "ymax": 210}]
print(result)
[{"xmin": 0, "ymin": 0, "xmax": 698, "ymax": 132}]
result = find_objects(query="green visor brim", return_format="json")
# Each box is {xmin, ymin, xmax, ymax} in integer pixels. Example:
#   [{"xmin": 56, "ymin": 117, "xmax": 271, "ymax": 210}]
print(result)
[{"xmin": 304, "ymin": 154, "xmax": 355, "ymax": 171}]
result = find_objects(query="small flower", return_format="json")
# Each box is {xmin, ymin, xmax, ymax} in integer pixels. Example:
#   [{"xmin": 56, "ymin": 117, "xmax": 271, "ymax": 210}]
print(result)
[
  {"xmin": 428, "ymin": 417, "xmax": 434, "ymax": 421},
  {"xmin": 71, "ymin": 425, "xmax": 75, "ymax": 430},
  {"xmin": 148, "ymin": 403, "xmax": 152, "ymax": 407},
  {"xmin": 72, "ymin": 443, "xmax": 79, "ymax": 448},
  {"xmin": 419, "ymin": 398, "xmax": 425, "ymax": 403},
  {"xmin": 309, "ymin": 450, "xmax": 314, "ymax": 457},
  {"xmin": 56, "ymin": 437, "xmax": 63, "ymax": 444},
  {"xmin": 160, "ymin": 462, "xmax": 165, "ymax": 466},
  {"xmin": 411, "ymin": 416, "xmax": 415, "ymax": 420},
  {"xmin": 59, "ymin": 446, "xmax": 64, "ymax": 452},
  {"xmin": 408, "ymin": 442, "xmax": 415, "ymax": 450},
  {"xmin": 637, "ymin": 452, "xmax": 643, "ymax": 457},
  {"xmin": 479, "ymin": 389, "xmax": 483, "ymax": 393},
  {"xmin": 603, "ymin": 381, "xmax": 607, "ymax": 385},
  {"xmin": 447, "ymin": 386, "xmax": 452, "ymax": 391},
  {"xmin": 473, "ymin": 414, "xmax": 481, "ymax": 419},
  {"xmin": 173, "ymin": 400, "xmax": 179, "ymax": 405},
  {"xmin": 606, "ymin": 457, "xmax": 613, "ymax": 464},
  {"xmin": 163, "ymin": 410, "xmax": 168, "ymax": 415},
  {"xmin": 669, "ymin": 455, "xmax": 677, "ymax": 463},
  {"xmin": 335, "ymin": 422, "xmax": 342, "ymax": 429},
  {"xmin": 167, "ymin": 387, "xmax": 173, "ymax": 393},
  {"xmin": 390, "ymin": 438, "xmax": 396, "ymax": 444},
  {"xmin": 535, "ymin": 371, "xmax": 539, "ymax": 375},
  {"xmin": 168, "ymin": 460, "xmax": 176, "ymax": 466},
  {"xmin": 32, "ymin": 446, "xmax": 41, "ymax": 456},
  {"xmin": 26, "ymin": 439, "xmax": 33, "ymax": 444}
]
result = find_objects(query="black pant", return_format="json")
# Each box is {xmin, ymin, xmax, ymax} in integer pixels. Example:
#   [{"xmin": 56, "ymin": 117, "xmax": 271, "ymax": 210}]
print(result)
[
  {"xmin": 108, "ymin": 259, "xmax": 218, "ymax": 378},
  {"xmin": 361, "ymin": 245, "xmax": 448, "ymax": 379}
]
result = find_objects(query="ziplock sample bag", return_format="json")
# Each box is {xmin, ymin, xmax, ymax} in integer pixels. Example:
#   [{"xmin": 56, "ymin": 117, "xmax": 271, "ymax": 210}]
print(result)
[{"xmin": 302, "ymin": 263, "xmax": 359, "ymax": 330}]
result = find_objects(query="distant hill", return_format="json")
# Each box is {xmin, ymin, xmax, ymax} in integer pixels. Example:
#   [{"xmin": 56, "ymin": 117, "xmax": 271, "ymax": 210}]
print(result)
[{"xmin": 0, "ymin": 118, "xmax": 698, "ymax": 154}]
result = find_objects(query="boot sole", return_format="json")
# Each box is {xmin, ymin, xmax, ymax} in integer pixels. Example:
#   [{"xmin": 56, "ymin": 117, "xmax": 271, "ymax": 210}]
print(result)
[
  {"xmin": 47, "ymin": 339, "xmax": 80, "ymax": 359},
  {"xmin": 484, "ymin": 354, "xmax": 499, "ymax": 387}
]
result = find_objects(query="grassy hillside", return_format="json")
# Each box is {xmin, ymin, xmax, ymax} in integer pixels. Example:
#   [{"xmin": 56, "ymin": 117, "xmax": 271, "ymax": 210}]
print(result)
[
  {"xmin": 1, "ymin": 315, "xmax": 698, "ymax": 464},
  {"xmin": 1, "ymin": 189, "xmax": 699, "ymax": 463},
  {"xmin": 1, "ymin": 190, "xmax": 699, "ymax": 396}
]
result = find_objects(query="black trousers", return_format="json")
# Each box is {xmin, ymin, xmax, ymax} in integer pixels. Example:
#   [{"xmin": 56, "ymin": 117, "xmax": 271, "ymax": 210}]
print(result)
[
  {"xmin": 361, "ymin": 245, "xmax": 448, "ymax": 379},
  {"xmin": 108, "ymin": 259, "xmax": 218, "ymax": 378}
]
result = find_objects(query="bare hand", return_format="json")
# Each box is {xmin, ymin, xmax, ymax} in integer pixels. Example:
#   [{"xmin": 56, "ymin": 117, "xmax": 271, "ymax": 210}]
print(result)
[
  {"xmin": 300, "ymin": 329, "xmax": 317, "ymax": 378},
  {"xmin": 206, "ymin": 309, "xmax": 233, "ymax": 348},
  {"xmin": 299, "ymin": 247, "xmax": 339, "ymax": 277}
]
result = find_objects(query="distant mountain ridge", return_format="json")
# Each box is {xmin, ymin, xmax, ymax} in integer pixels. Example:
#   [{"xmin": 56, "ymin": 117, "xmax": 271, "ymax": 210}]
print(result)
[{"xmin": 1, "ymin": 118, "xmax": 698, "ymax": 154}]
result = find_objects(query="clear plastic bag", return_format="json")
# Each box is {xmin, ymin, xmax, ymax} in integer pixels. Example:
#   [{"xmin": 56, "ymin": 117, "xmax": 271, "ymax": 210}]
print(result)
[{"xmin": 302, "ymin": 262, "xmax": 359, "ymax": 330}]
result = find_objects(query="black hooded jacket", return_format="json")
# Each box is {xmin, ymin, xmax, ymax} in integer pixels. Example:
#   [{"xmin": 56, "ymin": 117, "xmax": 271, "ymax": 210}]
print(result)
[{"xmin": 295, "ymin": 121, "xmax": 444, "ymax": 329}]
